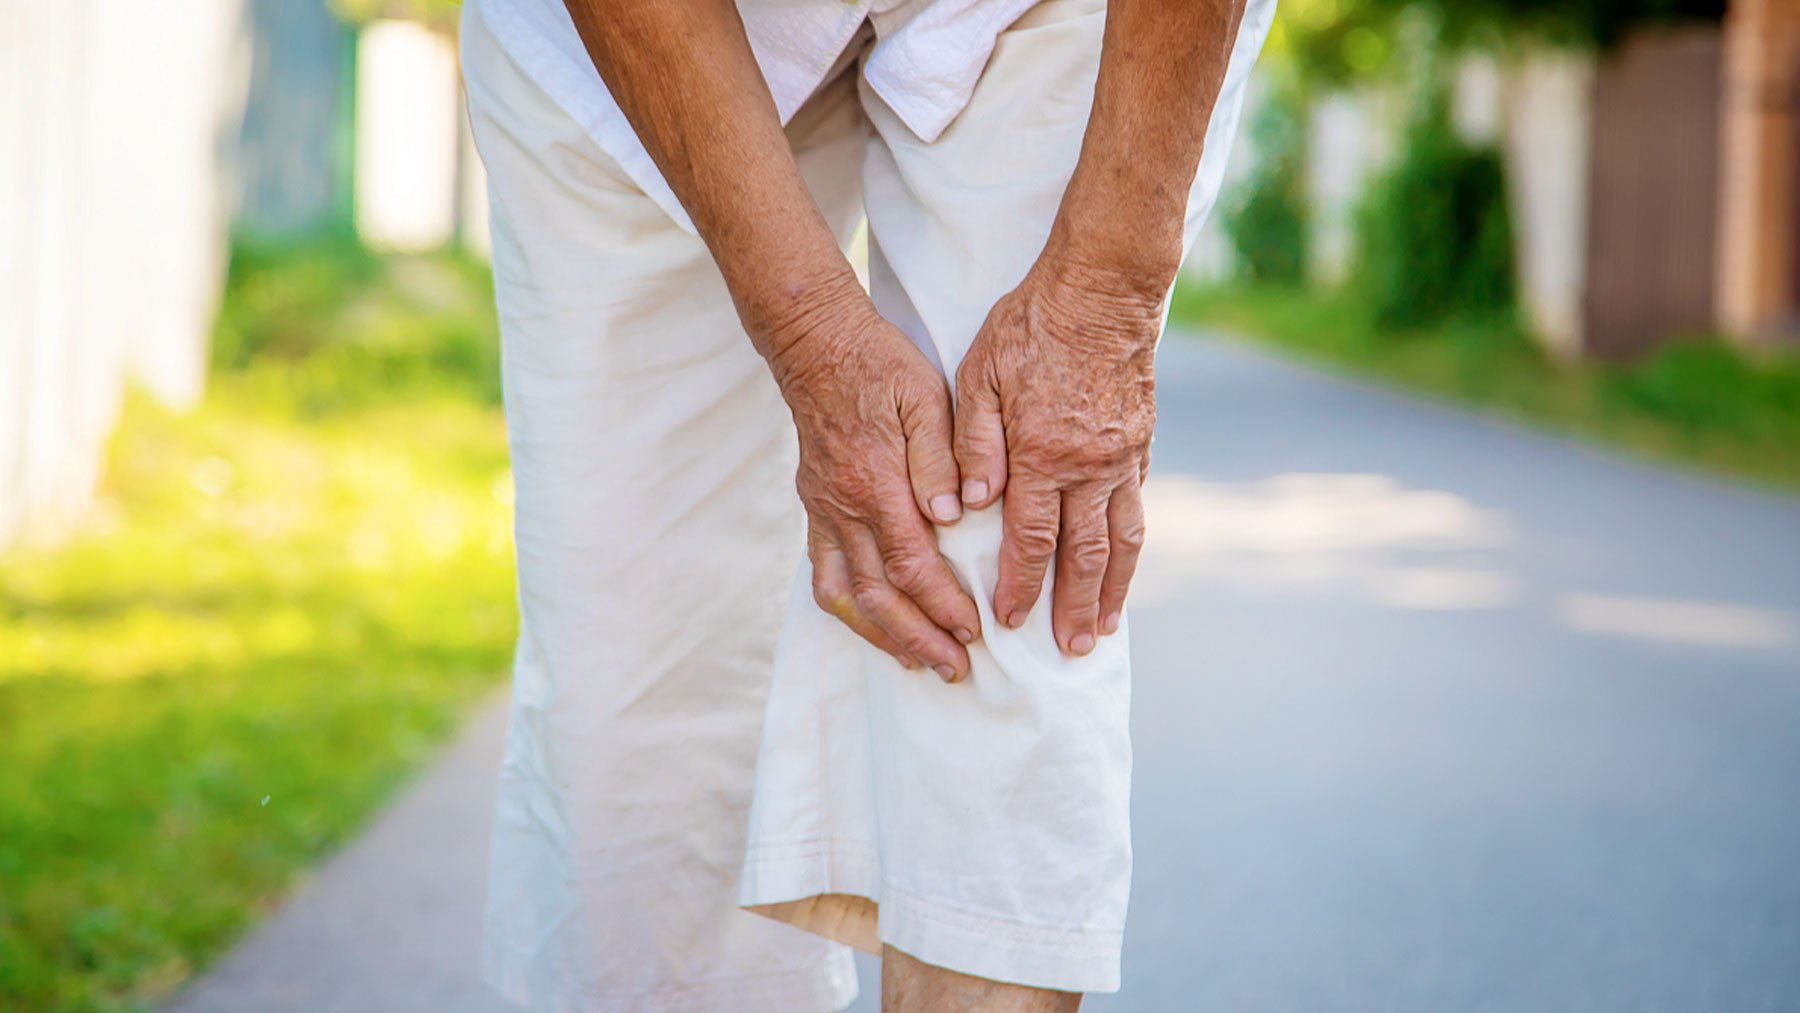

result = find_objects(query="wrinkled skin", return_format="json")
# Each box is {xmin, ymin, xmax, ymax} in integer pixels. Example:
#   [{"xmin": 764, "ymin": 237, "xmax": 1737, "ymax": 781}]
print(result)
[
  {"xmin": 769, "ymin": 297, "xmax": 981, "ymax": 682},
  {"xmin": 954, "ymin": 255, "xmax": 1165, "ymax": 656},
  {"xmin": 561, "ymin": 0, "xmax": 1238, "ymax": 685}
]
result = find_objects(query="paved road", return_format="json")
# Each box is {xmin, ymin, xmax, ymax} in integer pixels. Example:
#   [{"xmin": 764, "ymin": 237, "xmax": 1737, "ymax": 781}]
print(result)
[{"xmin": 170, "ymin": 332, "xmax": 1800, "ymax": 1013}]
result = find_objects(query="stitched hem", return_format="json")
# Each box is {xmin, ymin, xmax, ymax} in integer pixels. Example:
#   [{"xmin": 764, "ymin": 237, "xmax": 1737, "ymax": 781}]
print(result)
[
  {"xmin": 881, "ymin": 883, "xmax": 1122, "ymax": 994},
  {"xmin": 739, "ymin": 837, "xmax": 883, "ymax": 908},
  {"xmin": 481, "ymin": 935, "xmax": 859, "ymax": 1013},
  {"xmin": 738, "ymin": 841, "xmax": 1123, "ymax": 994}
]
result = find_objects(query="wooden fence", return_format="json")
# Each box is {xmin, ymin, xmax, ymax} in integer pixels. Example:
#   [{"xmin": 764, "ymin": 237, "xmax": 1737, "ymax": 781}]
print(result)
[{"xmin": 1584, "ymin": 28, "xmax": 1726, "ymax": 358}]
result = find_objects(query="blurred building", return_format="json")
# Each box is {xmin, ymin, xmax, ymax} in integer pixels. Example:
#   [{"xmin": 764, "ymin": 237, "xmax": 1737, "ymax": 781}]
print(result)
[
  {"xmin": 236, "ymin": 0, "xmax": 487, "ymax": 251},
  {"xmin": 1, "ymin": 1, "xmax": 247, "ymax": 547},
  {"xmin": 1717, "ymin": 0, "xmax": 1800, "ymax": 344},
  {"xmin": 235, "ymin": 0, "xmax": 356, "ymax": 239},
  {"xmin": 1, "ymin": 1, "xmax": 485, "ymax": 549},
  {"xmin": 1196, "ymin": 0, "xmax": 1799, "ymax": 360},
  {"xmin": 1579, "ymin": 2, "xmax": 1799, "ymax": 358}
]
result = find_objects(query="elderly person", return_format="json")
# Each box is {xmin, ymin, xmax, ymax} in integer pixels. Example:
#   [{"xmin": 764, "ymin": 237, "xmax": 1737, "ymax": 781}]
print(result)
[{"xmin": 460, "ymin": 0, "xmax": 1273, "ymax": 1008}]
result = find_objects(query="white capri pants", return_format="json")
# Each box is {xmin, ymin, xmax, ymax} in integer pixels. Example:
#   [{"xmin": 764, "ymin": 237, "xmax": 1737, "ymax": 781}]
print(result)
[{"xmin": 462, "ymin": 1, "xmax": 1272, "ymax": 1008}]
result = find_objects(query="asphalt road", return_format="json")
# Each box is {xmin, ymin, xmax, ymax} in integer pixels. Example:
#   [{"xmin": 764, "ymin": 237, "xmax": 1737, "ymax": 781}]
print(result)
[{"xmin": 171, "ymin": 332, "xmax": 1800, "ymax": 1013}]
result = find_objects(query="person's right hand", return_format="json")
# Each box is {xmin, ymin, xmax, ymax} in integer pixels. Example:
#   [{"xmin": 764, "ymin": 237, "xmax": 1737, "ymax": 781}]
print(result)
[{"xmin": 767, "ymin": 297, "xmax": 980, "ymax": 682}]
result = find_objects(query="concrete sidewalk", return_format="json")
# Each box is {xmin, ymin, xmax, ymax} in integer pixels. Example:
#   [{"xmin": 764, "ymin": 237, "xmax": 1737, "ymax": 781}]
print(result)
[
  {"xmin": 168, "ymin": 332, "xmax": 1800, "ymax": 1012},
  {"xmin": 167, "ymin": 698, "xmax": 515, "ymax": 1013}
]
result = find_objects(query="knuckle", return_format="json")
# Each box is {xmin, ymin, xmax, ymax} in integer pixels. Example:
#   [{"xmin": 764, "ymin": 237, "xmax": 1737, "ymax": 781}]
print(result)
[
  {"xmin": 916, "ymin": 454, "xmax": 958, "ymax": 486},
  {"xmin": 795, "ymin": 474, "xmax": 821, "ymax": 507},
  {"xmin": 874, "ymin": 484, "xmax": 918, "ymax": 516},
  {"xmin": 898, "ymin": 627, "xmax": 941, "ymax": 658},
  {"xmin": 1063, "ymin": 537, "xmax": 1110, "ymax": 578},
  {"xmin": 850, "ymin": 578, "xmax": 891, "ymax": 615},
  {"xmin": 952, "ymin": 432, "xmax": 990, "ymax": 466},
  {"xmin": 1112, "ymin": 519, "xmax": 1147, "ymax": 553},
  {"xmin": 911, "ymin": 377, "xmax": 953, "ymax": 413},
  {"xmin": 1011, "ymin": 523, "xmax": 1058, "ymax": 561},
  {"xmin": 811, "ymin": 577, "xmax": 843, "ymax": 613},
  {"xmin": 882, "ymin": 553, "xmax": 932, "ymax": 594},
  {"xmin": 1011, "ymin": 420, "xmax": 1151, "ymax": 477}
]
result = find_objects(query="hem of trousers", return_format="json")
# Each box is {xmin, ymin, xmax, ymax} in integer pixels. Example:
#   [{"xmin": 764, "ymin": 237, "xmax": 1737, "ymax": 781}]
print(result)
[
  {"xmin": 480, "ymin": 933, "xmax": 860, "ymax": 1013},
  {"xmin": 739, "ymin": 840, "xmax": 1124, "ymax": 994}
]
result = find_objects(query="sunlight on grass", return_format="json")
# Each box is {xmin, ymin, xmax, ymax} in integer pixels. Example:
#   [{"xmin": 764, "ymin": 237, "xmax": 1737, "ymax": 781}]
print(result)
[{"xmin": 0, "ymin": 243, "xmax": 515, "ymax": 1011}]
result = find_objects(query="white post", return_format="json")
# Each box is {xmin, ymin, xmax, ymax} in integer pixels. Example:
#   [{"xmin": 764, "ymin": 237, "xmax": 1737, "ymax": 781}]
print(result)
[
  {"xmin": 1501, "ymin": 48, "xmax": 1597, "ymax": 359},
  {"xmin": 356, "ymin": 20, "xmax": 461, "ymax": 251},
  {"xmin": 1453, "ymin": 53, "xmax": 1504, "ymax": 146},
  {"xmin": 0, "ymin": 0, "xmax": 246, "ymax": 547},
  {"xmin": 1307, "ymin": 85, "xmax": 1401, "ymax": 286}
]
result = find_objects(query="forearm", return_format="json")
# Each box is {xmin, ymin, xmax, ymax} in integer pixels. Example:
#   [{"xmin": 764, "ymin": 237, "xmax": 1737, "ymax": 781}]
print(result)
[
  {"xmin": 1046, "ymin": 0, "xmax": 1248, "ymax": 298},
  {"xmin": 561, "ymin": 0, "xmax": 868, "ymax": 368}
]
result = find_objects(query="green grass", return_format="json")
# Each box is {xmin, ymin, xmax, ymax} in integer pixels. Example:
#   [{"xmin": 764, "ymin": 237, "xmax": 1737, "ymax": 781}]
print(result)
[
  {"xmin": 0, "ymin": 241, "xmax": 516, "ymax": 1011},
  {"xmin": 1171, "ymin": 282, "xmax": 1800, "ymax": 490}
]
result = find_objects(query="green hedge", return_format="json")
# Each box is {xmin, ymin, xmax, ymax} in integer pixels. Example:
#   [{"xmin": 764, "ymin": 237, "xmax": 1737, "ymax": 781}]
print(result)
[
  {"xmin": 1222, "ymin": 93, "xmax": 1311, "ymax": 285},
  {"xmin": 1352, "ymin": 100, "xmax": 1515, "ymax": 329}
]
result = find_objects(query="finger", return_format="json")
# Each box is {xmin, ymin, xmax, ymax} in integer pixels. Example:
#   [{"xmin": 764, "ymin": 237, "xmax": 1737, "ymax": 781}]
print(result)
[
  {"xmin": 870, "ymin": 485, "xmax": 982, "ymax": 647},
  {"xmin": 1097, "ymin": 483, "xmax": 1146, "ymax": 637},
  {"xmin": 845, "ymin": 524, "xmax": 971, "ymax": 683},
  {"xmin": 1051, "ymin": 484, "xmax": 1112, "ymax": 656},
  {"xmin": 809, "ymin": 527, "xmax": 919, "ymax": 669},
  {"xmin": 900, "ymin": 381, "xmax": 964, "ymax": 525},
  {"xmin": 993, "ymin": 473, "xmax": 1060, "ymax": 630},
  {"xmin": 951, "ymin": 355, "xmax": 1006, "ymax": 510}
]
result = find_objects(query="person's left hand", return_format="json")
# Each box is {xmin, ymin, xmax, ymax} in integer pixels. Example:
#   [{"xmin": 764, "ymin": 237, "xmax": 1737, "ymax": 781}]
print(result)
[{"xmin": 952, "ymin": 253, "xmax": 1167, "ymax": 657}]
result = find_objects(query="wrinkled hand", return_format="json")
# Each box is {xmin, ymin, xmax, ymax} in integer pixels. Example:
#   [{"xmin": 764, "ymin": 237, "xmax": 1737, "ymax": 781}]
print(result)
[
  {"xmin": 954, "ymin": 256, "xmax": 1165, "ymax": 656},
  {"xmin": 771, "ymin": 301, "xmax": 981, "ymax": 682}
]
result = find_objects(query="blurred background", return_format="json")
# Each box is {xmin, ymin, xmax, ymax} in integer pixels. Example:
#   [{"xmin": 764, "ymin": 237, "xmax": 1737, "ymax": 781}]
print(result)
[{"xmin": 1, "ymin": 0, "xmax": 1797, "ymax": 1011}]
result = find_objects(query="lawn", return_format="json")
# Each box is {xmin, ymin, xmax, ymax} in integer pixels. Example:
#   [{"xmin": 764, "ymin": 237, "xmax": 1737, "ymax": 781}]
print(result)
[
  {"xmin": 1170, "ymin": 282, "xmax": 1800, "ymax": 491},
  {"xmin": 0, "ymin": 242, "xmax": 516, "ymax": 1011}
]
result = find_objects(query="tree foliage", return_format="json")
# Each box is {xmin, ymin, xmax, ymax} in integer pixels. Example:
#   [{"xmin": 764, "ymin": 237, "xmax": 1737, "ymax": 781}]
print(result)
[
  {"xmin": 329, "ymin": 0, "xmax": 462, "ymax": 33},
  {"xmin": 1352, "ymin": 97, "xmax": 1515, "ymax": 328},
  {"xmin": 1393, "ymin": 0, "xmax": 1727, "ymax": 48},
  {"xmin": 1267, "ymin": 0, "xmax": 1729, "ymax": 92},
  {"xmin": 1223, "ymin": 93, "xmax": 1311, "ymax": 285}
]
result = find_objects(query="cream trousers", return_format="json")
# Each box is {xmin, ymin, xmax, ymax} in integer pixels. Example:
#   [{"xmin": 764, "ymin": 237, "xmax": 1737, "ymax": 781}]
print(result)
[{"xmin": 462, "ymin": 1, "xmax": 1272, "ymax": 1009}]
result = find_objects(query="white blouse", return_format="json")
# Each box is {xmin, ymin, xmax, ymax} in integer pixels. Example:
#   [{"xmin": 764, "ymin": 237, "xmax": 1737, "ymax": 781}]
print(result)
[{"xmin": 470, "ymin": 0, "xmax": 1041, "ymax": 233}]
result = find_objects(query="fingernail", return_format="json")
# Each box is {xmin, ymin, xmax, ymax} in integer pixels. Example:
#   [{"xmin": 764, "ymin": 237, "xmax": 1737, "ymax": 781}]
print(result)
[
  {"xmin": 1103, "ymin": 612, "xmax": 1121, "ymax": 635},
  {"xmin": 1004, "ymin": 610, "xmax": 1025, "ymax": 629},
  {"xmin": 955, "ymin": 627, "xmax": 975, "ymax": 645},
  {"xmin": 929, "ymin": 493, "xmax": 962, "ymax": 524},
  {"xmin": 934, "ymin": 664, "xmax": 957, "ymax": 683},
  {"xmin": 897, "ymin": 654, "xmax": 921, "ymax": 670},
  {"xmin": 1071, "ymin": 633, "xmax": 1095, "ymax": 655},
  {"xmin": 962, "ymin": 479, "xmax": 989, "ymax": 505}
]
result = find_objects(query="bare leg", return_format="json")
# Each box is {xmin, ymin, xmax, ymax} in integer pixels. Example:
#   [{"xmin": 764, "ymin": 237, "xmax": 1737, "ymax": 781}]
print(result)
[{"xmin": 881, "ymin": 945, "xmax": 1082, "ymax": 1013}]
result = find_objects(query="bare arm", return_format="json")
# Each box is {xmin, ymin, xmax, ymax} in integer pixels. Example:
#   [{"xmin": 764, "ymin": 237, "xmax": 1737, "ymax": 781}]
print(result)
[
  {"xmin": 563, "ymin": 1, "xmax": 847, "ymax": 349},
  {"xmin": 563, "ymin": 0, "xmax": 979, "ymax": 679},
  {"xmin": 954, "ymin": 0, "xmax": 1249, "ymax": 654},
  {"xmin": 1054, "ymin": 0, "xmax": 1249, "ymax": 293}
]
